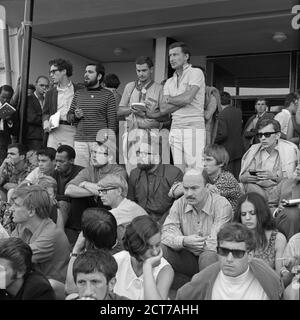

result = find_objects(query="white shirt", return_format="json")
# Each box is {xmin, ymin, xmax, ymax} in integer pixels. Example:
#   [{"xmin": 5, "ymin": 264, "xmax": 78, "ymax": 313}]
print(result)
[
  {"xmin": 110, "ymin": 198, "xmax": 147, "ymax": 226},
  {"xmin": 274, "ymin": 109, "xmax": 291, "ymax": 135},
  {"xmin": 25, "ymin": 167, "xmax": 45, "ymax": 185},
  {"xmin": 211, "ymin": 267, "xmax": 269, "ymax": 300},
  {"xmin": 113, "ymin": 250, "xmax": 170, "ymax": 300},
  {"xmin": 164, "ymin": 64, "xmax": 205, "ymax": 129},
  {"xmin": 57, "ymin": 82, "xmax": 74, "ymax": 121}
]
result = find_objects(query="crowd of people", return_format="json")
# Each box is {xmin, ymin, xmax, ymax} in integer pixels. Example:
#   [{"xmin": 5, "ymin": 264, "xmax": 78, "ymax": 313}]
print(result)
[{"xmin": 0, "ymin": 41, "xmax": 300, "ymax": 300}]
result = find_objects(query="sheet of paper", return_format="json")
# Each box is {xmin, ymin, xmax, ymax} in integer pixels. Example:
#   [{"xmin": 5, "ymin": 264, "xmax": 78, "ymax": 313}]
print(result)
[{"xmin": 49, "ymin": 110, "xmax": 60, "ymax": 130}]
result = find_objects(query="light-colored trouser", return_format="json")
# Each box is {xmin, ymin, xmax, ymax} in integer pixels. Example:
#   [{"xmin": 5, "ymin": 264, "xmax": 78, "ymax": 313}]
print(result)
[
  {"xmin": 74, "ymin": 141, "xmax": 96, "ymax": 167},
  {"xmin": 169, "ymin": 127, "xmax": 205, "ymax": 173},
  {"xmin": 47, "ymin": 124, "xmax": 76, "ymax": 150}
]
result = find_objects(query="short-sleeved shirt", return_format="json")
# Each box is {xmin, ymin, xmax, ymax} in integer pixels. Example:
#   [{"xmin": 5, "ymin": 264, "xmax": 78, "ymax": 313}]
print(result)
[
  {"xmin": 164, "ymin": 64, "xmax": 205, "ymax": 129},
  {"xmin": 119, "ymin": 81, "xmax": 163, "ymax": 129},
  {"xmin": 274, "ymin": 109, "xmax": 291, "ymax": 135},
  {"xmin": 67, "ymin": 163, "xmax": 127, "ymax": 185},
  {"xmin": 113, "ymin": 250, "xmax": 170, "ymax": 300}
]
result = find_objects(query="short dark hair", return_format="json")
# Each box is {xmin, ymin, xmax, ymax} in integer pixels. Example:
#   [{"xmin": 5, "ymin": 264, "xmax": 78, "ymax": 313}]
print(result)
[
  {"xmin": 234, "ymin": 193, "xmax": 275, "ymax": 249},
  {"xmin": 37, "ymin": 148, "xmax": 56, "ymax": 161},
  {"xmin": 82, "ymin": 208, "xmax": 117, "ymax": 250},
  {"xmin": 56, "ymin": 145, "xmax": 76, "ymax": 160},
  {"xmin": 217, "ymin": 222, "xmax": 256, "ymax": 252},
  {"xmin": 284, "ymin": 92, "xmax": 299, "ymax": 109},
  {"xmin": 0, "ymin": 85, "xmax": 14, "ymax": 98},
  {"xmin": 135, "ymin": 56, "xmax": 154, "ymax": 68},
  {"xmin": 220, "ymin": 92, "xmax": 231, "ymax": 106},
  {"xmin": 7, "ymin": 143, "xmax": 28, "ymax": 157},
  {"xmin": 169, "ymin": 42, "xmax": 191, "ymax": 62},
  {"xmin": 35, "ymin": 76, "xmax": 49, "ymax": 84},
  {"xmin": 49, "ymin": 58, "xmax": 73, "ymax": 77},
  {"xmin": 257, "ymin": 118, "xmax": 281, "ymax": 133},
  {"xmin": 28, "ymin": 84, "xmax": 36, "ymax": 91},
  {"xmin": 123, "ymin": 215, "xmax": 160, "ymax": 262},
  {"xmin": 255, "ymin": 98, "xmax": 268, "ymax": 106},
  {"xmin": 73, "ymin": 249, "xmax": 118, "ymax": 283},
  {"xmin": 0, "ymin": 237, "xmax": 32, "ymax": 276},
  {"xmin": 204, "ymin": 144, "xmax": 229, "ymax": 167},
  {"xmin": 103, "ymin": 74, "xmax": 120, "ymax": 89},
  {"xmin": 86, "ymin": 63, "xmax": 105, "ymax": 84}
]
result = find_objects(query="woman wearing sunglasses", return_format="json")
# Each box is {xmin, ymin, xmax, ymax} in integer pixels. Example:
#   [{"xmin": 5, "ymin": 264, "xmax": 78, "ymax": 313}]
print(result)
[
  {"xmin": 113, "ymin": 215, "xmax": 174, "ymax": 300},
  {"xmin": 234, "ymin": 192, "xmax": 287, "ymax": 275}
]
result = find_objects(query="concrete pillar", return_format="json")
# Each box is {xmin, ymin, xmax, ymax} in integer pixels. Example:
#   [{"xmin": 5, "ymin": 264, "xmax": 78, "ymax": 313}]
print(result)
[{"xmin": 154, "ymin": 37, "xmax": 168, "ymax": 84}]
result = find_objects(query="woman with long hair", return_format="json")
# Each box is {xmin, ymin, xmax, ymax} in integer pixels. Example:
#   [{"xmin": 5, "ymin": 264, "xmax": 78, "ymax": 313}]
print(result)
[{"xmin": 234, "ymin": 192, "xmax": 287, "ymax": 274}]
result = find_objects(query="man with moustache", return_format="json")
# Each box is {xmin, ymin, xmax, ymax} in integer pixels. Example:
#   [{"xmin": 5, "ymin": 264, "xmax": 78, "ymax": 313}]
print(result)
[
  {"xmin": 161, "ymin": 169, "xmax": 232, "ymax": 278},
  {"xmin": 24, "ymin": 76, "xmax": 49, "ymax": 151},
  {"xmin": 176, "ymin": 223, "xmax": 282, "ymax": 300},
  {"xmin": 67, "ymin": 63, "xmax": 117, "ymax": 167},
  {"xmin": 127, "ymin": 141, "xmax": 183, "ymax": 223},
  {"xmin": 43, "ymin": 59, "xmax": 80, "ymax": 149}
]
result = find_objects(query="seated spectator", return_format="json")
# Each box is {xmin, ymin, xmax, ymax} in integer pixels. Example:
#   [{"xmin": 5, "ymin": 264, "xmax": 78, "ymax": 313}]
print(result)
[
  {"xmin": 239, "ymin": 119, "xmax": 298, "ymax": 204},
  {"xmin": 176, "ymin": 222, "xmax": 283, "ymax": 300},
  {"xmin": 275, "ymin": 92, "xmax": 298, "ymax": 140},
  {"xmin": 234, "ymin": 193, "xmax": 286, "ymax": 274},
  {"xmin": 169, "ymin": 144, "xmax": 243, "ymax": 212},
  {"xmin": 271, "ymin": 163, "xmax": 300, "ymax": 240},
  {"xmin": 0, "ymin": 237, "xmax": 55, "ymax": 300},
  {"xmin": 64, "ymin": 142, "xmax": 127, "ymax": 243},
  {"xmin": 52, "ymin": 145, "xmax": 83, "ymax": 229},
  {"xmin": 114, "ymin": 215, "xmax": 174, "ymax": 300},
  {"xmin": 10, "ymin": 185, "xmax": 70, "ymax": 285},
  {"xmin": 65, "ymin": 208, "xmax": 118, "ymax": 294},
  {"xmin": 281, "ymin": 233, "xmax": 300, "ymax": 300},
  {"xmin": 22, "ymin": 147, "xmax": 56, "ymax": 185},
  {"xmin": 128, "ymin": 141, "xmax": 183, "ymax": 223},
  {"xmin": 0, "ymin": 144, "xmax": 31, "ymax": 201},
  {"xmin": 68, "ymin": 249, "xmax": 128, "ymax": 300},
  {"xmin": 161, "ymin": 169, "xmax": 232, "ymax": 279},
  {"xmin": 98, "ymin": 174, "xmax": 147, "ymax": 242}
]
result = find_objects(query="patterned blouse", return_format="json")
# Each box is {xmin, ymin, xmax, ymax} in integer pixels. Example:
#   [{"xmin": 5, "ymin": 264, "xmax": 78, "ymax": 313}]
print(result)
[
  {"xmin": 207, "ymin": 170, "xmax": 243, "ymax": 212},
  {"xmin": 254, "ymin": 230, "xmax": 277, "ymax": 270}
]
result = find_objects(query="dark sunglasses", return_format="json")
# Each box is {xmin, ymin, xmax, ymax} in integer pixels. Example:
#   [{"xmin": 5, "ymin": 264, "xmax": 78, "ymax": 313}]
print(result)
[
  {"xmin": 257, "ymin": 131, "xmax": 278, "ymax": 138},
  {"xmin": 217, "ymin": 246, "xmax": 247, "ymax": 259}
]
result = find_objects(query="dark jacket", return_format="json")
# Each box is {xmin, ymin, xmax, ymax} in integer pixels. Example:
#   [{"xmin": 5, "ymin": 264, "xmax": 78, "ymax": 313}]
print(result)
[
  {"xmin": 242, "ymin": 112, "xmax": 274, "ymax": 150},
  {"xmin": 176, "ymin": 258, "xmax": 283, "ymax": 300},
  {"xmin": 42, "ymin": 83, "xmax": 82, "ymax": 123},
  {"xmin": 215, "ymin": 106, "xmax": 244, "ymax": 161},
  {"xmin": 24, "ymin": 94, "xmax": 43, "ymax": 141}
]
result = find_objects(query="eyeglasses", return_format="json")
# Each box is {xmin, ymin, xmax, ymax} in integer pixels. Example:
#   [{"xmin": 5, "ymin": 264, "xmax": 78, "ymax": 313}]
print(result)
[
  {"xmin": 257, "ymin": 131, "xmax": 278, "ymax": 139},
  {"xmin": 49, "ymin": 69, "xmax": 59, "ymax": 75},
  {"xmin": 217, "ymin": 246, "xmax": 247, "ymax": 259},
  {"xmin": 98, "ymin": 187, "xmax": 117, "ymax": 195},
  {"xmin": 136, "ymin": 150, "xmax": 152, "ymax": 157},
  {"xmin": 241, "ymin": 211, "xmax": 256, "ymax": 217}
]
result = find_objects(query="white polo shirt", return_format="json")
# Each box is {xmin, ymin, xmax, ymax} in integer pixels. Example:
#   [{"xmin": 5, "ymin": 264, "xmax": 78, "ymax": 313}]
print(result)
[{"xmin": 164, "ymin": 64, "xmax": 205, "ymax": 129}]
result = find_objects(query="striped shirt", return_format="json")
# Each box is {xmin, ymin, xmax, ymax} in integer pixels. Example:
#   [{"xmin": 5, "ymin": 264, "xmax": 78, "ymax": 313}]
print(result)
[{"xmin": 67, "ymin": 87, "xmax": 117, "ymax": 142}]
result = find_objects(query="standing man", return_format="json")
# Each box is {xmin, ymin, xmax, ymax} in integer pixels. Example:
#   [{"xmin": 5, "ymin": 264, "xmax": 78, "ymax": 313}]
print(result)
[
  {"xmin": 24, "ymin": 76, "xmax": 49, "ymax": 151},
  {"xmin": 243, "ymin": 98, "xmax": 274, "ymax": 150},
  {"xmin": 118, "ymin": 56, "xmax": 168, "ymax": 173},
  {"xmin": 67, "ymin": 63, "xmax": 117, "ymax": 167},
  {"xmin": 214, "ymin": 92, "xmax": 244, "ymax": 179},
  {"xmin": 153, "ymin": 42, "xmax": 206, "ymax": 172},
  {"xmin": 43, "ymin": 59, "xmax": 79, "ymax": 149},
  {"xmin": 0, "ymin": 85, "xmax": 15, "ymax": 165}
]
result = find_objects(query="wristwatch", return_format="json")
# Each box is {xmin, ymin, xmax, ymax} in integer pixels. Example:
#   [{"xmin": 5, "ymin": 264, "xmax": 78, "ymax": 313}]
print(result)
[{"xmin": 70, "ymin": 252, "xmax": 79, "ymax": 258}]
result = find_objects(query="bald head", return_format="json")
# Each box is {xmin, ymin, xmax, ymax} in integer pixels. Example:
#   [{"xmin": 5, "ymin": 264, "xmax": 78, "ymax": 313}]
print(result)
[{"xmin": 183, "ymin": 169, "xmax": 207, "ymax": 187}]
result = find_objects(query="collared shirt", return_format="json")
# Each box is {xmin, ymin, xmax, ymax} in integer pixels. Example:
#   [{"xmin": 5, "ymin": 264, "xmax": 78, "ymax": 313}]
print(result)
[
  {"xmin": 113, "ymin": 250, "xmax": 170, "ymax": 300},
  {"xmin": 274, "ymin": 109, "xmax": 291, "ymax": 135},
  {"xmin": 164, "ymin": 64, "xmax": 205, "ymax": 129},
  {"xmin": 57, "ymin": 81, "xmax": 74, "ymax": 121},
  {"xmin": 119, "ymin": 80, "xmax": 163, "ymax": 129},
  {"xmin": 34, "ymin": 91, "xmax": 45, "ymax": 109},
  {"xmin": 161, "ymin": 192, "xmax": 232, "ymax": 251},
  {"xmin": 251, "ymin": 111, "xmax": 266, "ymax": 129},
  {"xmin": 128, "ymin": 164, "xmax": 183, "ymax": 217}
]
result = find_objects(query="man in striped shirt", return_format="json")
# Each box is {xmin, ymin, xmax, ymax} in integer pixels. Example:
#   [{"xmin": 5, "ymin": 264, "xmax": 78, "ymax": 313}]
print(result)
[{"xmin": 67, "ymin": 63, "xmax": 117, "ymax": 167}]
